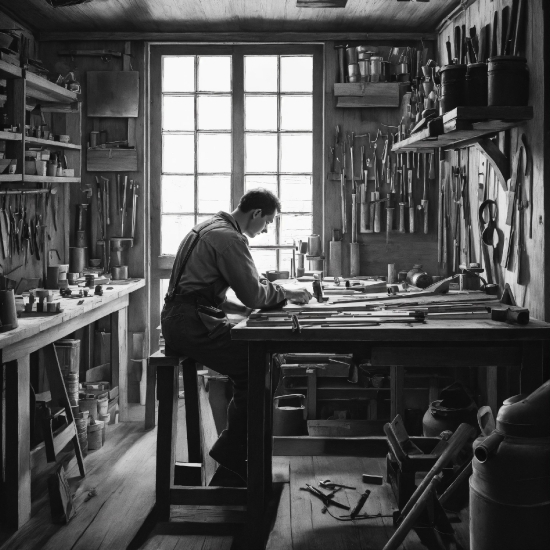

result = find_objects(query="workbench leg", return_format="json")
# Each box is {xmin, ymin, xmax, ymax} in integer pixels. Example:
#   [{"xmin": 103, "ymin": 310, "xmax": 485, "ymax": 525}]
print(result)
[
  {"xmin": 111, "ymin": 308, "xmax": 128, "ymax": 422},
  {"xmin": 247, "ymin": 341, "xmax": 269, "ymax": 550},
  {"xmin": 390, "ymin": 366, "xmax": 405, "ymax": 421},
  {"xmin": 306, "ymin": 368, "xmax": 317, "ymax": 420},
  {"xmin": 145, "ymin": 357, "xmax": 157, "ymax": 429},
  {"xmin": 520, "ymin": 341, "xmax": 544, "ymax": 395},
  {"xmin": 4, "ymin": 355, "xmax": 31, "ymax": 529},
  {"xmin": 156, "ymin": 364, "xmax": 178, "ymax": 521}
]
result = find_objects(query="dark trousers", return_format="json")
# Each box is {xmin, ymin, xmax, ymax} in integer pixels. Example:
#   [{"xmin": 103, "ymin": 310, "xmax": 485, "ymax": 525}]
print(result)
[{"xmin": 161, "ymin": 302, "xmax": 249, "ymax": 444}]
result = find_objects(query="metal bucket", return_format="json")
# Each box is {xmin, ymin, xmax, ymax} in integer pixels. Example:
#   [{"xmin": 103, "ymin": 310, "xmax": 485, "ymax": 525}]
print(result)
[
  {"xmin": 273, "ymin": 394, "xmax": 307, "ymax": 436},
  {"xmin": 466, "ymin": 62, "xmax": 488, "ymax": 106},
  {"xmin": 439, "ymin": 64, "xmax": 467, "ymax": 114}
]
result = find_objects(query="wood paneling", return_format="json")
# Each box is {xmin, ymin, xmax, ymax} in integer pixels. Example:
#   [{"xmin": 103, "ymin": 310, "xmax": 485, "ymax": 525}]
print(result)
[
  {"xmin": 437, "ymin": 0, "xmax": 547, "ymax": 320},
  {"xmin": 3, "ymin": 0, "xmax": 458, "ymax": 34}
]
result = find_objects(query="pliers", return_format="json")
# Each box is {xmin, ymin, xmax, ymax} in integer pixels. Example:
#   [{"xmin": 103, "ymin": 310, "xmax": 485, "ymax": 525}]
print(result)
[{"xmin": 300, "ymin": 484, "xmax": 350, "ymax": 511}]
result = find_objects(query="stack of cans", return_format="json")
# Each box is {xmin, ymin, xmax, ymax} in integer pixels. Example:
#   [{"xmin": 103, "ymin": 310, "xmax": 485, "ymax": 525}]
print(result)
[
  {"xmin": 64, "ymin": 372, "xmax": 79, "ymax": 407},
  {"xmin": 74, "ymin": 413, "xmax": 88, "ymax": 456}
]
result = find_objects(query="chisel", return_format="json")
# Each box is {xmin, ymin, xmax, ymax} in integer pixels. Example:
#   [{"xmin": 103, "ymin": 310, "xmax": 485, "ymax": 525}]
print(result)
[
  {"xmin": 421, "ymin": 155, "xmax": 429, "ymax": 234},
  {"xmin": 373, "ymin": 150, "xmax": 381, "ymax": 233},
  {"xmin": 398, "ymin": 153, "xmax": 406, "ymax": 233},
  {"xmin": 491, "ymin": 12, "xmax": 499, "ymax": 59},
  {"xmin": 446, "ymin": 37, "xmax": 453, "ymax": 65},
  {"xmin": 408, "ymin": 164, "xmax": 415, "ymax": 234}
]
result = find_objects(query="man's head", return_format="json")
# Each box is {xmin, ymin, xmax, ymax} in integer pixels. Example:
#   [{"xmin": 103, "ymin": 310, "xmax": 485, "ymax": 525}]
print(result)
[{"xmin": 235, "ymin": 188, "xmax": 281, "ymax": 238}]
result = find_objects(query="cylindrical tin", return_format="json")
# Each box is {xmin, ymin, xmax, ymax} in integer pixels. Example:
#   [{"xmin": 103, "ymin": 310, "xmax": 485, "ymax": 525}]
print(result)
[
  {"xmin": 466, "ymin": 62, "xmax": 488, "ymax": 106},
  {"xmin": 0, "ymin": 289, "xmax": 18, "ymax": 332},
  {"xmin": 307, "ymin": 235, "xmax": 322, "ymax": 256},
  {"xmin": 345, "ymin": 47, "xmax": 358, "ymax": 65},
  {"xmin": 58, "ymin": 264, "xmax": 69, "ymax": 279},
  {"xmin": 396, "ymin": 62, "xmax": 409, "ymax": 75},
  {"xmin": 69, "ymin": 247, "xmax": 86, "ymax": 273},
  {"xmin": 296, "ymin": 253, "xmax": 305, "ymax": 269},
  {"xmin": 439, "ymin": 64, "xmax": 467, "ymax": 114},
  {"xmin": 46, "ymin": 265, "xmax": 60, "ymax": 289},
  {"xmin": 76, "ymin": 231, "xmax": 86, "ymax": 248},
  {"xmin": 111, "ymin": 266, "xmax": 128, "ymax": 280},
  {"xmin": 87, "ymin": 421, "xmax": 104, "ymax": 450},
  {"xmin": 357, "ymin": 52, "xmax": 372, "ymax": 61},
  {"xmin": 348, "ymin": 63, "xmax": 359, "ymax": 77},
  {"xmin": 358, "ymin": 60, "xmax": 370, "ymax": 81},
  {"xmin": 387, "ymin": 263, "xmax": 397, "ymax": 284},
  {"xmin": 85, "ymin": 274, "xmax": 95, "ymax": 288},
  {"xmin": 307, "ymin": 256, "xmax": 324, "ymax": 271},
  {"xmin": 76, "ymin": 204, "xmax": 89, "ymax": 232},
  {"xmin": 488, "ymin": 56, "xmax": 529, "ymax": 106},
  {"xmin": 370, "ymin": 56, "xmax": 382, "ymax": 75}
]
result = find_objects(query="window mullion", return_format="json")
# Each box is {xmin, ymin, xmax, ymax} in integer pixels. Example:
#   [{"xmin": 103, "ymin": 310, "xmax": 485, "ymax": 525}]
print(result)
[
  {"xmin": 232, "ymin": 47, "xmax": 245, "ymax": 211},
  {"xmin": 194, "ymin": 55, "xmax": 198, "ymax": 224}
]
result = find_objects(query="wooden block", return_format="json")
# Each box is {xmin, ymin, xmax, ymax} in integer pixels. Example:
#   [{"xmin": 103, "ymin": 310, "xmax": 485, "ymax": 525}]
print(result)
[{"xmin": 362, "ymin": 473, "xmax": 384, "ymax": 485}]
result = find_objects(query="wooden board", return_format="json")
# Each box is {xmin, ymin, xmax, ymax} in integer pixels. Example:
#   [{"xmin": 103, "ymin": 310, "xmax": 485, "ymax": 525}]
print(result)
[
  {"xmin": 87, "ymin": 71, "xmax": 139, "ymax": 117},
  {"xmin": 334, "ymin": 83, "xmax": 400, "ymax": 108}
]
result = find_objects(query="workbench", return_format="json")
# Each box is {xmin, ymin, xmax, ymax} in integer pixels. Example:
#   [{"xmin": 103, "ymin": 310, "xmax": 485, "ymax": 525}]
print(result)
[
  {"xmin": 0, "ymin": 278, "xmax": 145, "ymax": 530},
  {"xmin": 231, "ymin": 312, "xmax": 550, "ymax": 549}
]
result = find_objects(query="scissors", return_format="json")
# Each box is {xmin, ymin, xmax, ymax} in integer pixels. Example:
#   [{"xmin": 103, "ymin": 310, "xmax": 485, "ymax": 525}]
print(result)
[{"xmin": 479, "ymin": 199, "xmax": 499, "ymax": 248}]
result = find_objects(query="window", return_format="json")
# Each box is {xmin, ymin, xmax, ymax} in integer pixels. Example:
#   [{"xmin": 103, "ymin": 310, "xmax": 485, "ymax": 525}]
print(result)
[{"xmin": 151, "ymin": 45, "xmax": 322, "ymax": 320}]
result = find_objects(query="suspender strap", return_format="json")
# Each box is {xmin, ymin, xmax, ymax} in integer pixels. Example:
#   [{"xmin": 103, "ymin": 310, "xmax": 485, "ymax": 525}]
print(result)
[{"xmin": 165, "ymin": 218, "xmax": 220, "ymax": 302}]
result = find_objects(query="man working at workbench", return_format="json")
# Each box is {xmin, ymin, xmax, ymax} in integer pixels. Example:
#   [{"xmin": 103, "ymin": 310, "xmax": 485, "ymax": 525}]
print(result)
[{"xmin": 161, "ymin": 188, "xmax": 311, "ymax": 482}]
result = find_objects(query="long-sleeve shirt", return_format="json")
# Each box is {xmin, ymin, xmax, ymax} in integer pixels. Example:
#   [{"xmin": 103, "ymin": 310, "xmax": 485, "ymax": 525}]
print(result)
[{"xmin": 168, "ymin": 211, "xmax": 286, "ymax": 309}]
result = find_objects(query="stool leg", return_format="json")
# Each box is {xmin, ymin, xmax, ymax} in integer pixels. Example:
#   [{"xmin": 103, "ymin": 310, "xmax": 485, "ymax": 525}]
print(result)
[
  {"xmin": 156, "ymin": 364, "xmax": 178, "ymax": 521},
  {"xmin": 181, "ymin": 359, "xmax": 202, "ymax": 464},
  {"xmin": 145, "ymin": 357, "xmax": 156, "ymax": 429}
]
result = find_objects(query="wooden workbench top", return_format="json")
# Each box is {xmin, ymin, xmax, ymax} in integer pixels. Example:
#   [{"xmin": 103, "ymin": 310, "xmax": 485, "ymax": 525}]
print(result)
[
  {"xmin": 232, "ymin": 316, "xmax": 550, "ymax": 342},
  {"xmin": 0, "ymin": 279, "xmax": 145, "ymax": 351}
]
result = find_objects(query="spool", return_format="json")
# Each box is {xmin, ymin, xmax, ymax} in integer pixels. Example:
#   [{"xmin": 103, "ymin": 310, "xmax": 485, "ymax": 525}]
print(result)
[
  {"xmin": 488, "ymin": 56, "xmax": 529, "ymax": 107},
  {"xmin": 69, "ymin": 247, "xmax": 86, "ymax": 274},
  {"xmin": 387, "ymin": 263, "xmax": 397, "ymax": 284},
  {"xmin": 46, "ymin": 265, "xmax": 60, "ymax": 290},
  {"xmin": 328, "ymin": 241, "xmax": 342, "ymax": 277},
  {"xmin": 111, "ymin": 266, "xmax": 128, "ymax": 280},
  {"xmin": 307, "ymin": 235, "xmax": 322, "ymax": 256},
  {"xmin": 0, "ymin": 289, "xmax": 19, "ymax": 332},
  {"xmin": 350, "ymin": 243, "xmax": 360, "ymax": 277}
]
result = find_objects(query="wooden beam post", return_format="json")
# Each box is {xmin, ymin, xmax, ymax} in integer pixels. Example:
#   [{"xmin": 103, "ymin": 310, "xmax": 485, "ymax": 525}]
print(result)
[{"xmin": 111, "ymin": 308, "xmax": 129, "ymax": 421}]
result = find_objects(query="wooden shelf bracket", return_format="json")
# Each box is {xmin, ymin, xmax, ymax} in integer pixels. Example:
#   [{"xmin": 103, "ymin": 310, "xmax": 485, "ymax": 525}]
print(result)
[{"xmin": 474, "ymin": 138, "xmax": 509, "ymax": 192}]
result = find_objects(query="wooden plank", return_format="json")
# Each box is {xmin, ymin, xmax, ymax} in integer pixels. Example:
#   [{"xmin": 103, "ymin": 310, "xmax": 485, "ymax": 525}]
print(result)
[
  {"xmin": 273, "ymin": 436, "xmax": 388, "ymax": 457},
  {"xmin": 40, "ymin": 32, "xmax": 437, "ymax": 42},
  {"xmin": 4, "ymin": 355, "xmax": 31, "ymax": 529},
  {"xmin": 390, "ymin": 365, "xmax": 405, "ymax": 420},
  {"xmin": 170, "ymin": 487, "xmax": 247, "ymax": 506},
  {"xmin": 336, "ymin": 95, "xmax": 400, "ymax": 108},
  {"xmin": 288, "ymin": 456, "xmax": 316, "ymax": 550},
  {"xmin": 25, "ymin": 136, "xmax": 81, "ymax": 149},
  {"xmin": 25, "ymin": 71, "xmax": 79, "ymax": 104},
  {"xmin": 443, "ymin": 106, "xmax": 534, "ymax": 122},
  {"xmin": 111, "ymin": 307, "xmax": 129, "ymax": 421},
  {"xmin": 197, "ymin": 373, "xmax": 218, "ymax": 486},
  {"xmin": 266, "ymin": 482, "xmax": 292, "ymax": 550},
  {"xmin": 372, "ymin": 344, "xmax": 522, "ymax": 367},
  {"xmin": 334, "ymin": 82, "xmax": 400, "ymax": 99}
]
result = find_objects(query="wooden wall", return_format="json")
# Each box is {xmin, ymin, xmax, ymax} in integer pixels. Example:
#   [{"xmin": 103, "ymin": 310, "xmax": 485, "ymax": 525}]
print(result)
[
  {"xmin": 437, "ymin": 0, "xmax": 547, "ymax": 320},
  {"xmin": 38, "ymin": 41, "xmax": 148, "ymax": 402},
  {"xmin": 324, "ymin": 40, "xmax": 440, "ymax": 279}
]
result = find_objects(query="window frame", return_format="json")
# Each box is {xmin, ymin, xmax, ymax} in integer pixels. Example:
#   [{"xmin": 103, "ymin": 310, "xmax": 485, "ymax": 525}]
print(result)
[{"xmin": 149, "ymin": 43, "xmax": 323, "ymax": 318}]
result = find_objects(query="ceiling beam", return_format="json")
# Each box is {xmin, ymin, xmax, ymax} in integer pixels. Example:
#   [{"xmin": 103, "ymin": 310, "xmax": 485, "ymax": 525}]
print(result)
[{"xmin": 39, "ymin": 31, "xmax": 437, "ymax": 42}]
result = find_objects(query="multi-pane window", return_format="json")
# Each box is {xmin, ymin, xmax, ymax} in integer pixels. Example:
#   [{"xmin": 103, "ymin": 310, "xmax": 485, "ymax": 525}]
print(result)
[
  {"xmin": 161, "ymin": 55, "xmax": 232, "ymax": 254},
  {"xmin": 160, "ymin": 53, "xmax": 313, "ymax": 274}
]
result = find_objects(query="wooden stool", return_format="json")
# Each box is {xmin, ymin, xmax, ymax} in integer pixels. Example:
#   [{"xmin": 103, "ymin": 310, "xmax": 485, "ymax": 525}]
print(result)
[{"xmin": 152, "ymin": 350, "xmax": 246, "ymax": 522}]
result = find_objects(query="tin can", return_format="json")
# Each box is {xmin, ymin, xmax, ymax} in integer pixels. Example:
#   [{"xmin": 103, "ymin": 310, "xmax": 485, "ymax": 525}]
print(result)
[
  {"xmin": 439, "ymin": 64, "xmax": 467, "ymax": 114},
  {"xmin": 466, "ymin": 62, "xmax": 488, "ymax": 106},
  {"xmin": 488, "ymin": 56, "xmax": 529, "ymax": 106}
]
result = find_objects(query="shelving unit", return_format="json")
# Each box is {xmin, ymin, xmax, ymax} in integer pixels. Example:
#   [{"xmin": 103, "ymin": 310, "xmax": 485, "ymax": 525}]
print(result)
[
  {"xmin": 0, "ymin": 129, "xmax": 22, "ymax": 141},
  {"xmin": 25, "ymin": 70, "xmax": 79, "ymax": 105},
  {"xmin": 26, "ymin": 136, "xmax": 81, "ymax": 150},
  {"xmin": 23, "ymin": 175, "xmax": 80, "ymax": 184},
  {"xmin": 333, "ymin": 82, "xmax": 402, "ymax": 108},
  {"xmin": 0, "ymin": 174, "xmax": 22, "ymax": 182},
  {"xmin": 392, "ymin": 106, "xmax": 534, "ymax": 152}
]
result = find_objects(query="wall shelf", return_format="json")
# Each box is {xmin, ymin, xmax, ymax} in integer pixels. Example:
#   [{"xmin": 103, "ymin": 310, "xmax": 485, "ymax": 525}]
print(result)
[
  {"xmin": 26, "ymin": 136, "xmax": 81, "ymax": 150},
  {"xmin": 0, "ymin": 59, "xmax": 22, "ymax": 80},
  {"xmin": 392, "ymin": 106, "xmax": 534, "ymax": 152},
  {"xmin": 0, "ymin": 174, "xmax": 23, "ymax": 182},
  {"xmin": 0, "ymin": 130, "xmax": 22, "ymax": 141},
  {"xmin": 25, "ymin": 71, "xmax": 80, "ymax": 105},
  {"xmin": 334, "ymin": 82, "xmax": 401, "ymax": 108},
  {"xmin": 23, "ymin": 175, "xmax": 81, "ymax": 184}
]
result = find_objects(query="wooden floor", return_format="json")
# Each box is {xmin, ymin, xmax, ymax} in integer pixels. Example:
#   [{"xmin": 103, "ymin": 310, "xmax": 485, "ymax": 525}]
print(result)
[{"xmin": 1, "ymin": 398, "xmax": 470, "ymax": 550}]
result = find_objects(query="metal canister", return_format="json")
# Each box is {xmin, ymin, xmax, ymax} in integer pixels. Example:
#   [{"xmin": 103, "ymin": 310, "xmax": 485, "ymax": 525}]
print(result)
[
  {"xmin": 370, "ymin": 56, "xmax": 382, "ymax": 76},
  {"xmin": 466, "ymin": 62, "xmax": 488, "ymax": 106},
  {"xmin": 488, "ymin": 55, "xmax": 529, "ymax": 106},
  {"xmin": 358, "ymin": 60, "xmax": 370, "ymax": 82},
  {"xmin": 346, "ymin": 46, "xmax": 358, "ymax": 65},
  {"xmin": 470, "ymin": 381, "xmax": 550, "ymax": 550},
  {"xmin": 439, "ymin": 64, "xmax": 467, "ymax": 114}
]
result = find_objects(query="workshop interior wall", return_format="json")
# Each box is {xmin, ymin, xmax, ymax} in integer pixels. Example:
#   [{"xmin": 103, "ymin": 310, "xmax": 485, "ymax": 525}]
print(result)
[
  {"xmin": 323, "ymin": 40, "xmax": 441, "ymax": 280},
  {"xmin": 38, "ymin": 41, "xmax": 148, "ymax": 402},
  {"xmin": 437, "ymin": 0, "xmax": 547, "ymax": 320}
]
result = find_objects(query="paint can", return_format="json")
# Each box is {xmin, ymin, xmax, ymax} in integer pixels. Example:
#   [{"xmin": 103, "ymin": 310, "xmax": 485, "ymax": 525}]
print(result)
[
  {"xmin": 439, "ymin": 64, "xmax": 467, "ymax": 114},
  {"xmin": 97, "ymin": 397, "xmax": 108, "ymax": 416},
  {"xmin": 111, "ymin": 266, "xmax": 128, "ymax": 280},
  {"xmin": 0, "ymin": 289, "xmax": 18, "ymax": 332},
  {"xmin": 466, "ymin": 62, "xmax": 488, "ymax": 106},
  {"xmin": 46, "ymin": 265, "xmax": 60, "ymax": 290},
  {"xmin": 307, "ymin": 235, "xmax": 322, "ymax": 256},
  {"xmin": 87, "ymin": 420, "xmax": 104, "ymax": 450}
]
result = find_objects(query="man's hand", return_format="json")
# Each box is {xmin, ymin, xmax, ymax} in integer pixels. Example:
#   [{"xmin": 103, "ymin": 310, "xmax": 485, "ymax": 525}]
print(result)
[{"xmin": 285, "ymin": 288, "xmax": 312, "ymax": 304}]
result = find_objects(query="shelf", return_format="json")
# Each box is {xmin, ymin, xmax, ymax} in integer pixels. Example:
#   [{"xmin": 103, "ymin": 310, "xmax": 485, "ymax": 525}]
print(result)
[
  {"xmin": 0, "ymin": 130, "xmax": 22, "ymax": 141},
  {"xmin": 23, "ymin": 175, "xmax": 81, "ymax": 183},
  {"xmin": 25, "ymin": 71, "xmax": 80, "ymax": 105},
  {"xmin": 0, "ymin": 174, "xmax": 23, "ymax": 182},
  {"xmin": 392, "ymin": 106, "xmax": 534, "ymax": 152},
  {"xmin": 26, "ymin": 136, "xmax": 81, "ymax": 150},
  {"xmin": 0, "ymin": 59, "xmax": 22, "ymax": 80},
  {"xmin": 334, "ymin": 82, "xmax": 401, "ymax": 108}
]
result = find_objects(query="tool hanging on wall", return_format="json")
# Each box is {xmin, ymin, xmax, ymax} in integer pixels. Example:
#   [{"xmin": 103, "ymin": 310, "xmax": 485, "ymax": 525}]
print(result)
[{"xmin": 421, "ymin": 154, "xmax": 429, "ymax": 234}]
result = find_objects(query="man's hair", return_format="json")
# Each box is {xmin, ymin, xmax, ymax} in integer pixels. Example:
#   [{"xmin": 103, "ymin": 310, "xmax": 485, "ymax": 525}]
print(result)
[{"xmin": 238, "ymin": 188, "xmax": 281, "ymax": 216}]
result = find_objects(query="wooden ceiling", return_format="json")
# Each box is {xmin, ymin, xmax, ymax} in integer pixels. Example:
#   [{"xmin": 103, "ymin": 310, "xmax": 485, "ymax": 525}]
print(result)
[{"xmin": 0, "ymin": 0, "xmax": 459, "ymax": 35}]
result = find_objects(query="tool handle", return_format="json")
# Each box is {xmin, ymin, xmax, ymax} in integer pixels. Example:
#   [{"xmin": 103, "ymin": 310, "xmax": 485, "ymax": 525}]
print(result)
[
  {"xmin": 386, "ymin": 207, "xmax": 394, "ymax": 234},
  {"xmin": 338, "ymin": 47, "xmax": 345, "ymax": 84},
  {"xmin": 398, "ymin": 203, "xmax": 406, "ymax": 233},
  {"xmin": 446, "ymin": 39, "xmax": 453, "ymax": 65},
  {"xmin": 422, "ymin": 199, "xmax": 429, "ymax": 234},
  {"xmin": 409, "ymin": 206, "xmax": 415, "ymax": 233},
  {"xmin": 351, "ymin": 193, "xmax": 357, "ymax": 243},
  {"xmin": 369, "ymin": 195, "xmax": 376, "ymax": 232},
  {"xmin": 374, "ymin": 198, "xmax": 381, "ymax": 234},
  {"xmin": 350, "ymin": 490, "xmax": 371, "ymax": 519}
]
